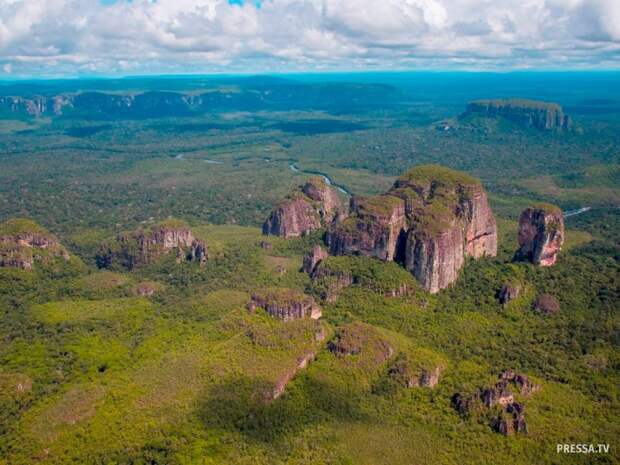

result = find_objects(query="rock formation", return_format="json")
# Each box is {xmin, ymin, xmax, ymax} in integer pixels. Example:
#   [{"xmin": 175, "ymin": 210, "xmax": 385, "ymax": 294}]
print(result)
[
  {"xmin": 96, "ymin": 219, "xmax": 207, "ymax": 270},
  {"xmin": 133, "ymin": 282, "xmax": 160, "ymax": 297},
  {"xmin": 0, "ymin": 219, "xmax": 70, "ymax": 270},
  {"xmin": 463, "ymin": 99, "xmax": 573, "ymax": 131},
  {"xmin": 247, "ymin": 288, "xmax": 322, "ymax": 320},
  {"xmin": 387, "ymin": 353, "xmax": 443, "ymax": 388},
  {"xmin": 515, "ymin": 205, "xmax": 564, "ymax": 266},
  {"xmin": 328, "ymin": 322, "xmax": 394, "ymax": 363},
  {"xmin": 302, "ymin": 244, "xmax": 328, "ymax": 274},
  {"xmin": 266, "ymin": 323, "xmax": 327, "ymax": 402},
  {"xmin": 498, "ymin": 282, "xmax": 522, "ymax": 305},
  {"xmin": 453, "ymin": 370, "xmax": 540, "ymax": 435},
  {"xmin": 533, "ymin": 294, "xmax": 560, "ymax": 315},
  {"xmin": 263, "ymin": 177, "xmax": 342, "ymax": 238},
  {"xmin": 326, "ymin": 165, "xmax": 497, "ymax": 293}
]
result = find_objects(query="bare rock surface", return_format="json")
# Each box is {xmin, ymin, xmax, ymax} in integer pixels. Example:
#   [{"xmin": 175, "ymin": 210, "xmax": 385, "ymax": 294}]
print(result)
[
  {"xmin": 97, "ymin": 219, "xmax": 207, "ymax": 270},
  {"xmin": 247, "ymin": 288, "xmax": 322, "ymax": 320},
  {"xmin": 326, "ymin": 165, "xmax": 497, "ymax": 293},
  {"xmin": 515, "ymin": 205, "xmax": 564, "ymax": 266},
  {"xmin": 263, "ymin": 178, "xmax": 342, "ymax": 238},
  {"xmin": 453, "ymin": 370, "xmax": 540, "ymax": 436},
  {"xmin": 0, "ymin": 219, "xmax": 70, "ymax": 270},
  {"xmin": 464, "ymin": 99, "xmax": 573, "ymax": 131},
  {"xmin": 302, "ymin": 244, "xmax": 328, "ymax": 274}
]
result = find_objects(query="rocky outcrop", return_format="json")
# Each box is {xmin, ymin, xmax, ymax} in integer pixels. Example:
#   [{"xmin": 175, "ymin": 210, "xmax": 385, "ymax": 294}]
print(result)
[
  {"xmin": 247, "ymin": 288, "xmax": 322, "ymax": 320},
  {"xmin": 515, "ymin": 205, "xmax": 564, "ymax": 266},
  {"xmin": 259, "ymin": 241, "xmax": 273, "ymax": 250},
  {"xmin": 387, "ymin": 354, "xmax": 443, "ymax": 388},
  {"xmin": 132, "ymin": 282, "xmax": 160, "ymax": 297},
  {"xmin": 326, "ymin": 165, "xmax": 497, "ymax": 293},
  {"xmin": 271, "ymin": 350, "xmax": 317, "ymax": 400},
  {"xmin": 266, "ymin": 323, "xmax": 327, "ymax": 402},
  {"xmin": 310, "ymin": 261, "xmax": 355, "ymax": 303},
  {"xmin": 533, "ymin": 294, "xmax": 560, "ymax": 315},
  {"xmin": 493, "ymin": 402, "xmax": 528, "ymax": 436},
  {"xmin": 463, "ymin": 99, "xmax": 572, "ymax": 131},
  {"xmin": 453, "ymin": 370, "xmax": 540, "ymax": 436},
  {"xmin": 96, "ymin": 220, "xmax": 207, "ymax": 270},
  {"xmin": 263, "ymin": 178, "xmax": 342, "ymax": 239},
  {"xmin": 302, "ymin": 245, "xmax": 328, "ymax": 274},
  {"xmin": 498, "ymin": 282, "xmax": 522, "ymax": 305},
  {"xmin": 301, "ymin": 178, "xmax": 341, "ymax": 222},
  {"xmin": 328, "ymin": 322, "xmax": 394, "ymax": 364},
  {"xmin": 327, "ymin": 195, "xmax": 407, "ymax": 261},
  {"xmin": 0, "ymin": 219, "xmax": 70, "ymax": 270}
]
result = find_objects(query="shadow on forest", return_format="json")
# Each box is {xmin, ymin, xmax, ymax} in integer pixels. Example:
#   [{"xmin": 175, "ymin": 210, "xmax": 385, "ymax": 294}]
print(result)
[{"xmin": 197, "ymin": 371, "xmax": 369, "ymax": 443}]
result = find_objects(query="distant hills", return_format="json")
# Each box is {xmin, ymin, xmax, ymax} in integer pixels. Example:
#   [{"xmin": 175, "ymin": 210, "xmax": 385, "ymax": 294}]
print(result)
[{"xmin": 0, "ymin": 79, "xmax": 402, "ymax": 120}]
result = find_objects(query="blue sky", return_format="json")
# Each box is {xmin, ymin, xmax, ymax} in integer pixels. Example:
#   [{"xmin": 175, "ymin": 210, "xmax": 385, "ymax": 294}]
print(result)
[{"xmin": 0, "ymin": 0, "xmax": 619, "ymax": 77}]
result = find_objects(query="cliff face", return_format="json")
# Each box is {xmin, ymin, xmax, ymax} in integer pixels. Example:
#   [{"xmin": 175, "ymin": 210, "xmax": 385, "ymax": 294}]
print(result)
[
  {"xmin": 515, "ymin": 205, "xmax": 564, "ymax": 266},
  {"xmin": 404, "ymin": 224, "xmax": 465, "ymax": 294},
  {"xmin": 302, "ymin": 245, "xmax": 328, "ymax": 274},
  {"xmin": 301, "ymin": 179, "xmax": 340, "ymax": 222},
  {"xmin": 326, "ymin": 165, "xmax": 497, "ymax": 293},
  {"xmin": 263, "ymin": 178, "xmax": 342, "ymax": 238},
  {"xmin": 0, "ymin": 219, "xmax": 70, "ymax": 270},
  {"xmin": 262, "ymin": 198, "xmax": 321, "ymax": 239},
  {"xmin": 464, "ymin": 99, "xmax": 572, "ymax": 131},
  {"xmin": 247, "ymin": 288, "xmax": 322, "ymax": 320},
  {"xmin": 326, "ymin": 195, "xmax": 407, "ymax": 261},
  {"xmin": 97, "ymin": 220, "xmax": 207, "ymax": 270}
]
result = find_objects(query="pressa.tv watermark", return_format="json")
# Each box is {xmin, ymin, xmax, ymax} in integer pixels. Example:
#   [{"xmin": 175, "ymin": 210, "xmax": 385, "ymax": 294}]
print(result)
[{"xmin": 557, "ymin": 444, "xmax": 611, "ymax": 454}]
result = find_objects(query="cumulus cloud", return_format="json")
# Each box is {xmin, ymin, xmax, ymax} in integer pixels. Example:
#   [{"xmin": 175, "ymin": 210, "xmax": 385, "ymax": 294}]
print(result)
[{"xmin": 0, "ymin": 0, "xmax": 618, "ymax": 76}]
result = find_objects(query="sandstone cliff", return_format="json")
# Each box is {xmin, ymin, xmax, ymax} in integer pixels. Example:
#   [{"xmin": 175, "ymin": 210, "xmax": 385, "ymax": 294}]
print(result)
[
  {"xmin": 96, "ymin": 219, "xmax": 207, "ymax": 270},
  {"xmin": 247, "ymin": 288, "xmax": 322, "ymax": 320},
  {"xmin": 263, "ymin": 177, "xmax": 342, "ymax": 238},
  {"xmin": 302, "ymin": 244, "xmax": 328, "ymax": 274},
  {"xmin": 463, "ymin": 99, "xmax": 572, "ymax": 131},
  {"xmin": 326, "ymin": 195, "xmax": 407, "ymax": 261},
  {"xmin": 515, "ymin": 204, "xmax": 564, "ymax": 266},
  {"xmin": 326, "ymin": 165, "xmax": 497, "ymax": 293},
  {"xmin": 0, "ymin": 219, "xmax": 70, "ymax": 270}
]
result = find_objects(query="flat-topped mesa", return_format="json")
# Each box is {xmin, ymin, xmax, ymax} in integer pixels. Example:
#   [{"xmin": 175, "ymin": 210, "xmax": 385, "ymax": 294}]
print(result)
[
  {"xmin": 464, "ymin": 99, "xmax": 572, "ymax": 131},
  {"xmin": 515, "ymin": 204, "xmax": 564, "ymax": 266},
  {"xmin": 247, "ymin": 288, "xmax": 322, "ymax": 321},
  {"xmin": 96, "ymin": 219, "xmax": 207, "ymax": 270},
  {"xmin": 395, "ymin": 166, "xmax": 497, "ymax": 293},
  {"xmin": 0, "ymin": 219, "xmax": 70, "ymax": 270},
  {"xmin": 263, "ymin": 177, "xmax": 342, "ymax": 239},
  {"xmin": 326, "ymin": 165, "xmax": 497, "ymax": 293}
]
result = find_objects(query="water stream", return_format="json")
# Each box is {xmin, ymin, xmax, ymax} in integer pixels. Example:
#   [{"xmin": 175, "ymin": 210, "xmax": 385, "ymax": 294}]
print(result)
[{"xmin": 289, "ymin": 163, "xmax": 350, "ymax": 195}]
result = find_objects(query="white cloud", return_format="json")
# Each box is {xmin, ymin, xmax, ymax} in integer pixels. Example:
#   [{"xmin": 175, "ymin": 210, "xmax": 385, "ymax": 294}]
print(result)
[{"xmin": 0, "ymin": 0, "xmax": 618, "ymax": 76}]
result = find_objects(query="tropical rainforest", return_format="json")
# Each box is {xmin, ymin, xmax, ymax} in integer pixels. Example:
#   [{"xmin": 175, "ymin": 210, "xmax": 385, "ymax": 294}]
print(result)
[{"xmin": 0, "ymin": 72, "xmax": 618, "ymax": 465}]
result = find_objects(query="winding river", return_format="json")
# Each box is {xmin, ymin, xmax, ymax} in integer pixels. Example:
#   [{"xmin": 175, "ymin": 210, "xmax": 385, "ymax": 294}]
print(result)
[
  {"xmin": 564, "ymin": 207, "xmax": 591, "ymax": 218},
  {"xmin": 289, "ymin": 163, "xmax": 350, "ymax": 196}
]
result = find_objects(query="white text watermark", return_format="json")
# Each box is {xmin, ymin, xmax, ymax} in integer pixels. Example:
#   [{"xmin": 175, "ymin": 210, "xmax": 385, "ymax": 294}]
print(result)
[{"xmin": 556, "ymin": 444, "xmax": 610, "ymax": 454}]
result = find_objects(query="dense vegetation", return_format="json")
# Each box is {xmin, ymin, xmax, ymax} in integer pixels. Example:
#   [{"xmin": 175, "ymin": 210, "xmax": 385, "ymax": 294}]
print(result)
[{"xmin": 0, "ymin": 73, "xmax": 618, "ymax": 464}]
